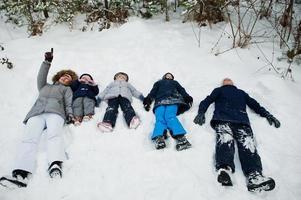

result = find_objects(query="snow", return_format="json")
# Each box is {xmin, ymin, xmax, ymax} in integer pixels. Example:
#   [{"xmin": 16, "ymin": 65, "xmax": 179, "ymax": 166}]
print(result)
[{"xmin": 1, "ymin": 16, "xmax": 301, "ymax": 200}]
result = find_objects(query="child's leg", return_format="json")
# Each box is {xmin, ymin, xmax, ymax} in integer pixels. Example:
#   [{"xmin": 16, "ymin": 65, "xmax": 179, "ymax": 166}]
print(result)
[
  {"xmin": 164, "ymin": 105, "xmax": 186, "ymax": 136},
  {"xmin": 152, "ymin": 106, "xmax": 168, "ymax": 139},
  {"xmin": 119, "ymin": 97, "xmax": 136, "ymax": 126},
  {"xmin": 103, "ymin": 98, "xmax": 119, "ymax": 127},
  {"xmin": 44, "ymin": 113, "xmax": 65, "ymax": 167},
  {"xmin": 72, "ymin": 97, "xmax": 84, "ymax": 119},
  {"xmin": 83, "ymin": 97, "xmax": 96, "ymax": 116},
  {"xmin": 14, "ymin": 115, "xmax": 46, "ymax": 174}
]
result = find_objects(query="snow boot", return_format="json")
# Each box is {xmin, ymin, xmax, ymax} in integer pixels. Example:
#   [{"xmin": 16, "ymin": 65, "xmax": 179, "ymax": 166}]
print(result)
[
  {"xmin": 129, "ymin": 116, "xmax": 140, "ymax": 129},
  {"xmin": 175, "ymin": 135, "xmax": 191, "ymax": 151},
  {"xmin": 48, "ymin": 161, "xmax": 62, "ymax": 179},
  {"xmin": 97, "ymin": 122, "xmax": 113, "ymax": 132},
  {"xmin": 217, "ymin": 168, "xmax": 233, "ymax": 186},
  {"xmin": 0, "ymin": 170, "xmax": 29, "ymax": 188},
  {"xmin": 83, "ymin": 114, "xmax": 93, "ymax": 122},
  {"xmin": 73, "ymin": 116, "xmax": 82, "ymax": 126},
  {"xmin": 247, "ymin": 172, "xmax": 275, "ymax": 192},
  {"xmin": 153, "ymin": 136, "xmax": 166, "ymax": 150}
]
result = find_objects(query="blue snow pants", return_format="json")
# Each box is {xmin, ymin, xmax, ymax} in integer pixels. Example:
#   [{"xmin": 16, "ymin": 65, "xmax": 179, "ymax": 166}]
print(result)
[
  {"xmin": 151, "ymin": 105, "xmax": 186, "ymax": 139},
  {"xmin": 214, "ymin": 121, "xmax": 263, "ymax": 176}
]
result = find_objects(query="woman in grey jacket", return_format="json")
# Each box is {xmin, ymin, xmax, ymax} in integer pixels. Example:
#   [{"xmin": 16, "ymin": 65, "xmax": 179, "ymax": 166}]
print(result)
[
  {"xmin": 0, "ymin": 49, "xmax": 78, "ymax": 189},
  {"xmin": 97, "ymin": 72, "xmax": 144, "ymax": 132}
]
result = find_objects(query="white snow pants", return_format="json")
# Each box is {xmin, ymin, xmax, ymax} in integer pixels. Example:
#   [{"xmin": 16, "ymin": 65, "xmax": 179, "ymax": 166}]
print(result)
[{"xmin": 14, "ymin": 113, "xmax": 65, "ymax": 173}]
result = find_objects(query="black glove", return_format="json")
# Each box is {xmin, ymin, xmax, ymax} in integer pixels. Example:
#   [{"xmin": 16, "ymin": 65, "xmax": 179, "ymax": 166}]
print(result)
[
  {"xmin": 66, "ymin": 114, "xmax": 74, "ymax": 124},
  {"xmin": 143, "ymin": 97, "xmax": 152, "ymax": 111},
  {"xmin": 184, "ymin": 96, "xmax": 193, "ymax": 107},
  {"xmin": 266, "ymin": 114, "xmax": 281, "ymax": 128},
  {"xmin": 193, "ymin": 113, "xmax": 205, "ymax": 126},
  {"xmin": 44, "ymin": 48, "xmax": 53, "ymax": 62}
]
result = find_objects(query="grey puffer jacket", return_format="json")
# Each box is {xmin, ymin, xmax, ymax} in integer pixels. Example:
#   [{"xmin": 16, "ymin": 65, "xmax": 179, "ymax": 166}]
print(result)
[
  {"xmin": 23, "ymin": 61, "xmax": 73, "ymax": 124},
  {"xmin": 98, "ymin": 80, "xmax": 144, "ymax": 102}
]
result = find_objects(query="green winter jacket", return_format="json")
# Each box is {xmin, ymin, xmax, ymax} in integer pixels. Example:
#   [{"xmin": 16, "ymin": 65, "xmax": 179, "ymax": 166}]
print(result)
[{"xmin": 23, "ymin": 61, "xmax": 73, "ymax": 124}]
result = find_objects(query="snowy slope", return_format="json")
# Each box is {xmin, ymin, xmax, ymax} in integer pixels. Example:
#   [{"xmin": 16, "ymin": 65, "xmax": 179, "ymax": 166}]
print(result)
[{"xmin": 0, "ymin": 17, "xmax": 301, "ymax": 200}]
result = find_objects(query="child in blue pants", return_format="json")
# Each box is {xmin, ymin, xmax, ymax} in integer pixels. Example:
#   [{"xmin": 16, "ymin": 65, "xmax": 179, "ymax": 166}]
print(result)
[{"xmin": 143, "ymin": 73, "xmax": 193, "ymax": 151}]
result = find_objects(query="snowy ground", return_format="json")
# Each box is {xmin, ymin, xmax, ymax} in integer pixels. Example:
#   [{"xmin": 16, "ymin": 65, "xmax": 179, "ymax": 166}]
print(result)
[{"xmin": 0, "ymin": 16, "xmax": 301, "ymax": 200}]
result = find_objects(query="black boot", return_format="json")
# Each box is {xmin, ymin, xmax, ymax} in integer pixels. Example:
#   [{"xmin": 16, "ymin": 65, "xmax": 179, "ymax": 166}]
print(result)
[
  {"xmin": 153, "ymin": 136, "xmax": 166, "ymax": 150},
  {"xmin": 174, "ymin": 135, "xmax": 191, "ymax": 151},
  {"xmin": 247, "ymin": 171, "xmax": 275, "ymax": 192},
  {"xmin": 217, "ymin": 167, "xmax": 233, "ymax": 186},
  {"xmin": 0, "ymin": 169, "xmax": 29, "ymax": 188},
  {"xmin": 48, "ymin": 161, "xmax": 63, "ymax": 178}
]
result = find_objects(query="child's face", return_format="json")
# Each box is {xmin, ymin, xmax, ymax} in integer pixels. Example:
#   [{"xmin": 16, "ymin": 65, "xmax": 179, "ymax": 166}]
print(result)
[
  {"xmin": 165, "ymin": 73, "xmax": 173, "ymax": 80},
  {"xmin": 116, "ymin": 74, "xmax": 127, "ymax": 81},
  {"xmin": 81, "ymin": 75, "xmax": 92, "ymax": 83}
]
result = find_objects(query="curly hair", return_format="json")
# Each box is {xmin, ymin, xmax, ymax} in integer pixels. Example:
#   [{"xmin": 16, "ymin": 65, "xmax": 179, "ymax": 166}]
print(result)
[{"xmin": 52, "ymin": 69, "xmax": 78, "ymax": 85}]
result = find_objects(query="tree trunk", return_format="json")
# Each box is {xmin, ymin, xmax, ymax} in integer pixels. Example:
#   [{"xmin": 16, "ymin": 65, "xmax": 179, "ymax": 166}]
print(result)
[
  {"xmin": 42, "ymin": 0, "xmax": 49, "ymax": 18},
  {"xmin": 104, "ymin": 0, "xmax": 109, "ymax": 19},
  {"xmin": 165, "ymin": 0, "xmax": 169, "ymax": 21}
]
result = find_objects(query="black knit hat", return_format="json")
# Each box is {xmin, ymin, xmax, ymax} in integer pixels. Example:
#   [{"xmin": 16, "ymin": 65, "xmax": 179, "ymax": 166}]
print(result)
[
  {"xmin": 114, "ymin": 72, "xmax": 129, "ymax": 82},
  {"xmin": 162, "ymin": 72, "xmax": 174, "ymax": 80},
  {"xmin": 80, "ymin": 73, "xmax": 93, "ymax": 80}
]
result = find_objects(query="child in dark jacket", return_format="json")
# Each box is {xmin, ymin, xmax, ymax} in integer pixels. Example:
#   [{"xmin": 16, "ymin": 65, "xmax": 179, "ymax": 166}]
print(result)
[
  {"xmin": 70, "ymin": 73, "xmax": 99, "ymax": 125},
  {"xmin": 97, "ymin": 72, "xmax": 144, "ymax": 132},
  {"xmin": 143, "ymin": 72, "xmax": 193, "ymax": 151}
]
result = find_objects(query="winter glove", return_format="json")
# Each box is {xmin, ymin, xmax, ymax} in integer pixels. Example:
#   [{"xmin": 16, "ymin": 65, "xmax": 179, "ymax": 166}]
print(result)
[
  {"xmin": 44, "ymin": 48, "xmax": 53, "ymax": 63},
  {"xmin": 184, "ymin": 95, "xmax": 193, "ymax": 107},
  {"xmin": 266, "ymin": 114, "xmax": 281, "ymax": 128},
  {"xmin": 193, "ymin": 113, "xmax": 205, "ymax": 126},
  {"xmin": 66, "ymin": 114, "xmax": 74, "ymax": 124},
  {"xmin": 143, "ymin": 97, "xmax": 152, "ymax": 111}
]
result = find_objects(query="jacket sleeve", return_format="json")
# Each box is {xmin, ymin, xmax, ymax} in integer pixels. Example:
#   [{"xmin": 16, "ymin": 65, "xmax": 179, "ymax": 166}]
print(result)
[
  {"xmin": 175, "ymin": 81, "xmax": 190, "ymax": 97},
  {"xmin": 198, "ymin": 88, "xmax": 220, "ymax": 114},
  {"xmin": 146, "ymin": 81, "xmax": 159, "ymax": 100},
  {"xmin": 70, "ymin": 80, "xmax": 80, "ymax": 92},
  {"xmin": 128, "ymin": 83, "xmax": 144, "ymax": 100},
  {"xmin": 64, "ymin": 87, "xmax": 73, "ymax": 116},
  {"xmin": 245, "ymin": 92, "xmax": 270, "ymax": 117},
  {"xmin": 90, "ymin": 84, "xmax": 99, "ymax": 96},
  {"xmin": 98, "ymin": 83, "xmax": 111, "ymax": 100},
  {"xmin": 37, "ymin": 61, "xmax": 51, "ymax": 91}
]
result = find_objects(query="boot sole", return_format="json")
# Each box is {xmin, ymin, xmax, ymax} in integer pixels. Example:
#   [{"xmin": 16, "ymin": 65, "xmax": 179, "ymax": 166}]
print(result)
[
  {"xmin": 0, "ymin": 177, "xmax": 27, "ymax": 188},
  {"xmin": 176, "ymin": 143, "xmax": 192, "ymax": 151},
  {"xmin": 217, "ymin": 171, "xmax": 233, "ymax": 186},
  {"xmin": 248, "ymin": 179, "xmax": 275, "ymax": 192}
]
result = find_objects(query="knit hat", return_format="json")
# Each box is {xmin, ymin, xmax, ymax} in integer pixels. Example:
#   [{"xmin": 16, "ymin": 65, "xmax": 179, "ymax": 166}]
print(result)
[
  {"xmin": 114, "ymin": 72, "xmax": 129, "ymax": 82},
  {"xmin": 80, "ymin": 73, "xmax": 93, "ymax": 80},
  {"xmin": 162, "ymin": 72, "xmax": 174, "ymax": 80}
]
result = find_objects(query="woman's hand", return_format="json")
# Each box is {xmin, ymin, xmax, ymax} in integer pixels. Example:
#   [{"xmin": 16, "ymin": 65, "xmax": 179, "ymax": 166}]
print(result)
[{"xmin": 45, "ymin": 48, "xmax": 53, "ymax": 63}]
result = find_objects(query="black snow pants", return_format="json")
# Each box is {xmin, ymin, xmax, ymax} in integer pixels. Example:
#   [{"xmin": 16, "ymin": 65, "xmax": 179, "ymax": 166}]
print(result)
[
  {"xmin": 103, "ymin": 95, "xmax": 136, "ymax": 127},
  {"xmin": 214, "ymin": 121, "xmax": 263, "ymax": 176}
]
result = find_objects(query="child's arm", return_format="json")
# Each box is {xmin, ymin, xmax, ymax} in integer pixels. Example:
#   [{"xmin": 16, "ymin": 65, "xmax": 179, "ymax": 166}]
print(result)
[
  {"xmin": 89, "ymin": 84, "xmax": 99, "ymax": 96},
  {"xmin": 146, "ymin": 81, "xmax": 159, "ymax": 100},
  {"xmin": 97, "ymin": 82, "xmax": 112, "ymax": 100},
  {"xmin": 128, "ymin": 83, "xmax": 144, "ymax": 101},
  {"xmin": 70, "ymin": 79, "xmax": 80, "ymax": 91}
]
